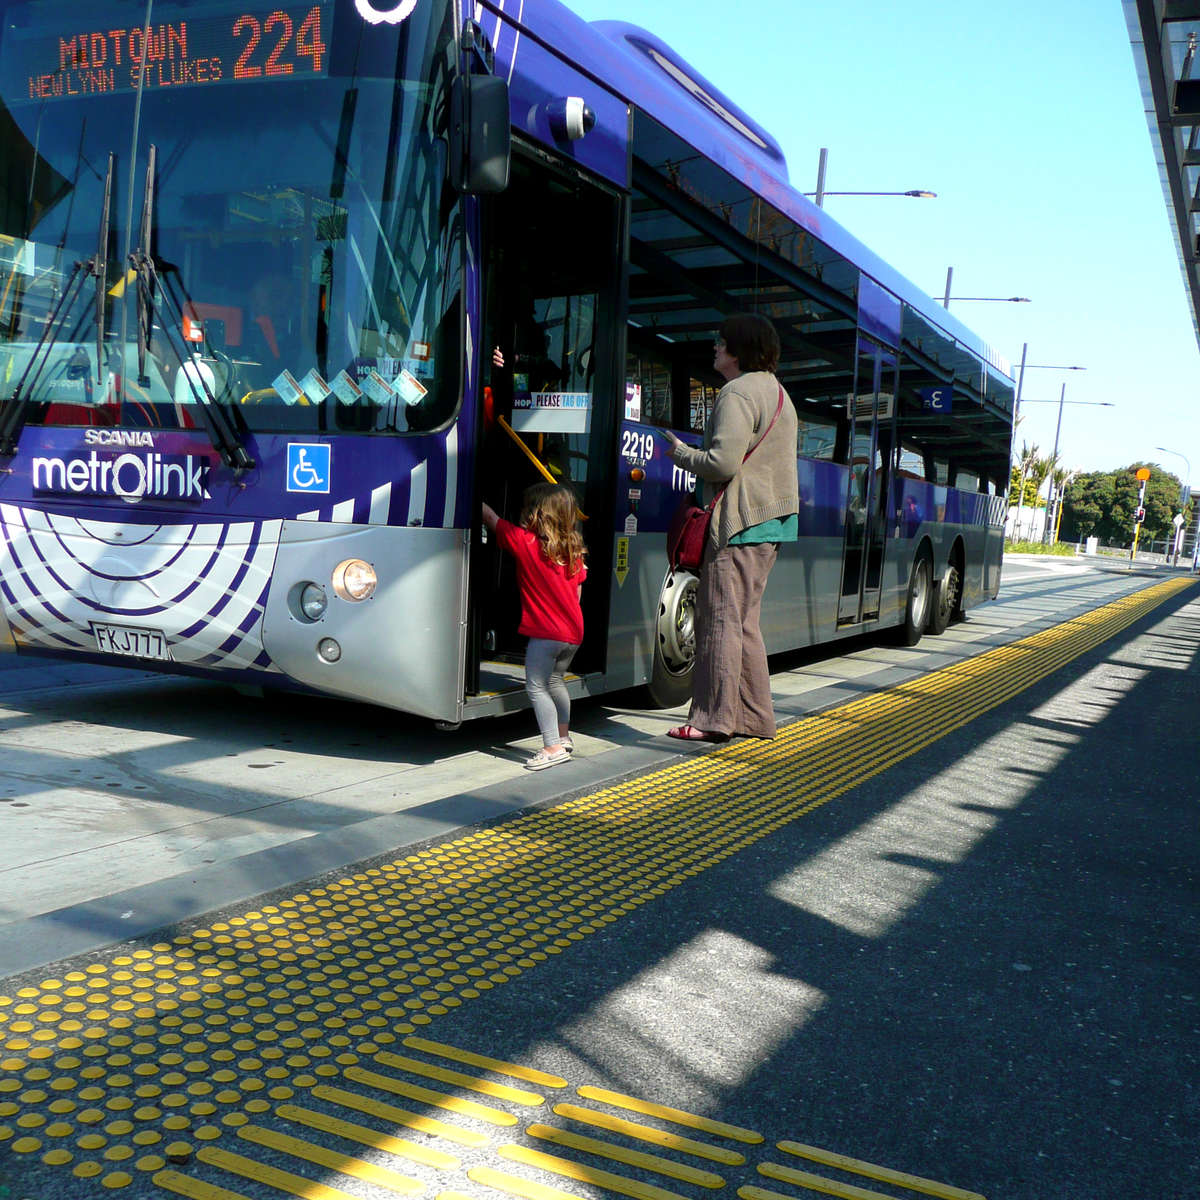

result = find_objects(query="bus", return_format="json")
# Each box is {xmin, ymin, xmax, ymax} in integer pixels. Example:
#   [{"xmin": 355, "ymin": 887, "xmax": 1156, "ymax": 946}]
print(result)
[{"xmin": 0, "ymin": 0, "xmax": 1013, "ymax": 725}]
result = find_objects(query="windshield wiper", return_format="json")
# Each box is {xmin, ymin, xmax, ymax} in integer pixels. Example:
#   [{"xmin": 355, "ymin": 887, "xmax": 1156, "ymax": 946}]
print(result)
[
  {"xmin": 94, "ymin": 151, "xmax": 112, "ymax": 371},
  {"xmin": 130, "ymin": 145, "xmax": 254, "ymax": 472},
  {"xmin": 0, "ymin": 153, "xmax": 115, "ymax": 458}
]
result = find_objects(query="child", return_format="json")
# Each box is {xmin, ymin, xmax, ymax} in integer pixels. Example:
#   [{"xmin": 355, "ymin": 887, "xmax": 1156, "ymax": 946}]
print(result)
[{"xmin": 482, "ymin": 484, "xmax": 587, "ymax": 771}]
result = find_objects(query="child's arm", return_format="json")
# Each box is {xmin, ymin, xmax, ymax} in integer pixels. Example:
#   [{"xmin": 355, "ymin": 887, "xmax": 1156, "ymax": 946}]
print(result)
[{"xmin": 481, "ymin": 502, "xmax": 500, "ymax": 533}]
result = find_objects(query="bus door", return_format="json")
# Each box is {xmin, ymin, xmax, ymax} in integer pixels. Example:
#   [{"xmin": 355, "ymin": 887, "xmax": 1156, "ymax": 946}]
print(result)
[
  {"xmin": 838, "ymin": 336, "xmax": 894, "ymax": 623},
  {"xmin": 469, "ymin": 147, "xmax": 622, "ymax": 692}
]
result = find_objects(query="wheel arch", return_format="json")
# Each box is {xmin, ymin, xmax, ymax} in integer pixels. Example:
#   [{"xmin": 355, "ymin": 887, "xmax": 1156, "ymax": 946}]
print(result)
[
  {"xmin": 933, "ymin": 534, "xmax": 965, "ymax": 581},
  {"xmin": 912, "ymin": 534, "xmax": 936, "ymax": 575}
]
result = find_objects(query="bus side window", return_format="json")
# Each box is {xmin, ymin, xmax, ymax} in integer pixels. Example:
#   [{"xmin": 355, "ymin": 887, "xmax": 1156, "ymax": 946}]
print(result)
[
  {"xmin": 897, "ymin": 441, "xmax": 925, "ymax": 480},
  {"xmin": 797, "ymin": 410, "xmax": 838, "ymax": 461},
  {"xmin": 625, "ymin": 348, "xmax": 672, "ymax": 426},
  {"xmin": 689, "ymin": 377, "xmax": 715, "ymax": 433}
]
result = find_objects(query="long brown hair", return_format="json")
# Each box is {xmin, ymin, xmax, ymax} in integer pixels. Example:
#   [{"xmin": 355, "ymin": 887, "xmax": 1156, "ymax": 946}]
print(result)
[{"xmin": 521, "ymin": 483, "xmax": 586, "ymax": 577}]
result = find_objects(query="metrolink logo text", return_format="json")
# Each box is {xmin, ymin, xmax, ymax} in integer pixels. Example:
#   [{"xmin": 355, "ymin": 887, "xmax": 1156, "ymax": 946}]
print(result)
[{"xmin": 32, "ymin": 452, "xmax": 212, "ymax": 502}]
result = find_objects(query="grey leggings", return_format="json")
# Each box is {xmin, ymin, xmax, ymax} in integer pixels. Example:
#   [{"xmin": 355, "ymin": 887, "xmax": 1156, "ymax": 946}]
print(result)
[{"xmin": 525, "ymin": 638, "xmax": 578, "ymax": 746}]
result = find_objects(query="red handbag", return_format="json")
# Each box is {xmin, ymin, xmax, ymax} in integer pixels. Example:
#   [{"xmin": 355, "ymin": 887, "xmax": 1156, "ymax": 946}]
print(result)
[
  {"xmin": 666, "ymin": 499, "xmax": 713, "ymax": 572},
  {"xmin": 666, "ymin": 385, "xmax": 786, "ymax": 573}
]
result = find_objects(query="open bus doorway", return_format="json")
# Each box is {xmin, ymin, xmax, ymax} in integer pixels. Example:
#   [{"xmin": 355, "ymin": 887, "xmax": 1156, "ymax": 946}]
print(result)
[{"xmin": 468, "ymin": 148, "xmax": 622, "ymax": 699}]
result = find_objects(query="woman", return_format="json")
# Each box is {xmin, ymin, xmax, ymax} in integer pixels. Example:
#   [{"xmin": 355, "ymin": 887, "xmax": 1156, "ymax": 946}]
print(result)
[{"xmin": 661, "ymin": 313, "xmax": 799, "ymax": 741}]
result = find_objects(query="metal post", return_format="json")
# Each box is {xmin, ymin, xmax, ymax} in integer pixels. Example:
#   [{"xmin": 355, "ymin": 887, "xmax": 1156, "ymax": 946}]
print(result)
[
  {"xmin": 1152, "ymin": 446, "xmax": 1192, "ymax": 566},
  {"xmin": 1130, "ymin": 476, "xmax": 1148, "ymax": 562},
  {"xmin": 942, "ymin": 266, "xmax": 953, "ymax": 309},
  {"xmin": 1009, "ymin": 342, "xmax": 1028, "ymax": 541},
  {"xmin": 1043, "ymin": 382, "xmax": 1065, "ymax": 544},
  {"xmin": 815, "ymin": 148, "xmax": 827, "ymax": 209},
  {"xmin": 1013, "ymin": 342, "xmax": 1028, "ymax": 427}
]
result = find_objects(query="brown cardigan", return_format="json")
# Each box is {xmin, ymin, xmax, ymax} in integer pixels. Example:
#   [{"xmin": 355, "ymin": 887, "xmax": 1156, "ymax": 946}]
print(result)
[{"xmin": 669, "ymin": 371, "xmax": 799, "ymax": 549}]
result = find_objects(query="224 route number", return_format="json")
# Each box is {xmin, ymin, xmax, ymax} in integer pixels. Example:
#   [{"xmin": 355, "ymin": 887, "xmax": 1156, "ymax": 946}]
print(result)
[{"xmin": 234, "ymin": 6, "xmax": 326, "ymax": 78}]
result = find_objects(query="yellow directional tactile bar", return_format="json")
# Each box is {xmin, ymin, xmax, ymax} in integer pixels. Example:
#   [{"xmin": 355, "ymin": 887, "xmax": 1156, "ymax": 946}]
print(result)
[{"xmin": 0, "ymin": 577, "xmax": 1188, "ymax": 1199}]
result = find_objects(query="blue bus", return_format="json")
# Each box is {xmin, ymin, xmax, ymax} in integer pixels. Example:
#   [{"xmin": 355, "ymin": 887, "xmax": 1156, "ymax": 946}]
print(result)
[{"xmin": 0, "ymin": 0, "xmax": 1012, "ymax": 723}]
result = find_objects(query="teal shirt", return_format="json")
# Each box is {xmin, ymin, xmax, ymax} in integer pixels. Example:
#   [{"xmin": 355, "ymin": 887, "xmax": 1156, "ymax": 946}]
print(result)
[{"xmin": 730, "ymin": 513, "xmax": 798, "ymax": 545}]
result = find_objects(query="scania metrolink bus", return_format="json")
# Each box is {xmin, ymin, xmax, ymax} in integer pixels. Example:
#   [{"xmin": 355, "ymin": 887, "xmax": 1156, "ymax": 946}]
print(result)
[{"xmin": 0, "ymin": 0, "xmax": 1013, "ymax": 725}]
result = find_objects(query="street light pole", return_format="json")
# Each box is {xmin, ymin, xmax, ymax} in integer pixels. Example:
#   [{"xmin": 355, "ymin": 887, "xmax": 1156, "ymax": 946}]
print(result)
[
  {"xmin": 1009, "ymin": 342, "xmax": 1029, "ymax": 538},
  {"xmin": 939, "ymin": 274, "xmax": 1031, "ymax": 309},
  {"xmin": 1044, "ymin": 383, "xmax": 1067, "ymax": 545},
  {"xmin": 1019, "ymin": 390, "xmax": 1112, "ymax": 544},
  {"xmin": 808, "ymin": 149, "xmax": 935, "ymax": 208},
  {"xmin": 1009, "ymin": 351, "xmax": 1085, "ymax": 541},
  {"xmin": 1013, "ymin": 341, "xmax": 1029, "ymax": 429}
]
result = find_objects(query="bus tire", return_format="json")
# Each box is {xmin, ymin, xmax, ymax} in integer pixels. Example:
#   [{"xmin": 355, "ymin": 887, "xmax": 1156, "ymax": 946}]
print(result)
[
  {"xmin": 646, "ymin": 569, "xmax": 698, "ymax": 708},
  {"xmin": 897, "ymin": 550, "xmax": 933, "ymax": 646},
  {"xmin": 929, "ymin": 561, "xmax": 961, "ymax": 636}
]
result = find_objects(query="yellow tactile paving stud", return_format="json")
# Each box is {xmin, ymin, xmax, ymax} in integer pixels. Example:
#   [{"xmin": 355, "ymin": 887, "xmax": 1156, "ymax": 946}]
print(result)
[{"xmin": 0, "ymin": 577, "xmax": 1189, "ymax": 1200}]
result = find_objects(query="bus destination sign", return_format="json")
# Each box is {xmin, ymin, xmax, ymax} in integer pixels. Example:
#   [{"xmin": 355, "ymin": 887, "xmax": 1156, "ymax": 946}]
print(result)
[{"xmin": 8, "ymin": 1, "xmax": 331, "ymax": 103}]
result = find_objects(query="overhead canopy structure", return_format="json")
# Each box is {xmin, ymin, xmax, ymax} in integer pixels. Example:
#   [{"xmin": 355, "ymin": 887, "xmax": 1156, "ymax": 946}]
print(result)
[{"xmin": 1126, "ymin": 1, "xmax": 1200, "ymax": 350}]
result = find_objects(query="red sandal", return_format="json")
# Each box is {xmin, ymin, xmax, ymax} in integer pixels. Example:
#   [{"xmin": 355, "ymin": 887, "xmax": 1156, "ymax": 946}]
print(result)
[{"xmin": 666, "ymin": 724, "xmax": 728, "ymax": 742}]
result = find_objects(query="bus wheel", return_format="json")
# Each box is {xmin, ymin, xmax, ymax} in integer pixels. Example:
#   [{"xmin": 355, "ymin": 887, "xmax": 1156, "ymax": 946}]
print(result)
[
  {"xmin": 897, "ymin": 551, "xmax": 932, "ymax": 646},
  {"xmin": 647, "ymin": 570, "xmax": 698, "ymax": 707},
  {"xmin": 929, "ymin": 562, "xmax": 961, "ymax": 635}
]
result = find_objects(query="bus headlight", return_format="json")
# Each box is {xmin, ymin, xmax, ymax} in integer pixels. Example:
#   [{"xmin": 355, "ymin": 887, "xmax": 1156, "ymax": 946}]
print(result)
[
  {"xmin": 299, "ymin": 583, "xmax": 328, "ymax": 621},
  {"xmin": 332, "ymin": 558, "xmax": 377, "ymax": 602},
  {"xmin": 317, "ymin": 637, "xmax": 342, "ymax": 663}
]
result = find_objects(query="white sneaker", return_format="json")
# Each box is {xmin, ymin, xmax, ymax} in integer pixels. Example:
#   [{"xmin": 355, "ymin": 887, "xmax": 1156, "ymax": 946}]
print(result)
[
  {"xmin": 525, "ymin": 746, "xmax": 570, "ymax": 771},
  {"xmin": 561, "ymin": 736, "xmax": 574, "ymax": 753}
]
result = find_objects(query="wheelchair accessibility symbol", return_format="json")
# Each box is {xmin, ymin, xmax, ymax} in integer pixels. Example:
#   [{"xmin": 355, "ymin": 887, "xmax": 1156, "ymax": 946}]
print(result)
[{"xmin": 286, "ymin": 443, "xmax": 331, "ymax": 494}]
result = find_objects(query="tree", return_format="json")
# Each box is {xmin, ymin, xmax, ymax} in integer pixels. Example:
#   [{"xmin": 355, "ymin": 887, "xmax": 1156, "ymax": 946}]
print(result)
[
  {"xmin": 1139, "ymin": 464, "xmax": 1190, "ymax": 542},
  {"xmin": 1008, "ymin": 466, "xmax": 1039, "ymax": 507},
  {"xmin": 1022, "ymin": 452, "xmax": 1056, "ymax": 539},
  {"xmin": 1011, "ymin": 442, "xmax": 1040, "ymax": 539},
  {"xmin": 1061, "ymin": 464, "xmax": 1192, "ymax": 544},
  {"xmin": 1062, "ymin": 470, "xmax": 1115, "ymax": 541},
  {"xmin": 1049, "ymin": 465, "xmax": 1077, "ymax": 542}
]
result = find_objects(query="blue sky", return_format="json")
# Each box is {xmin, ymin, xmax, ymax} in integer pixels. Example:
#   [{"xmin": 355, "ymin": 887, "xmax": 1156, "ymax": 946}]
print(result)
[{"xmin": 560, "ymin": 0, "xmax": 1199, "ymax": 482}]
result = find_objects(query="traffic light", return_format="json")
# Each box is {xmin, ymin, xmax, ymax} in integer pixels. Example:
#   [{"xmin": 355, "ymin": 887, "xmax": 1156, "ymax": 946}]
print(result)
[{"xmin": 1136, "ymin": 506, "xmax": 1146, "ymax": 524}]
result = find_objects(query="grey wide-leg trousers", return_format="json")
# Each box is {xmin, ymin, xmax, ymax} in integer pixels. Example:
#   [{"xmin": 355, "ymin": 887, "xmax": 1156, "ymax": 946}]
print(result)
[{"xmin": 688, "ymin": 541, "xmax": 778, "ymax": 739}]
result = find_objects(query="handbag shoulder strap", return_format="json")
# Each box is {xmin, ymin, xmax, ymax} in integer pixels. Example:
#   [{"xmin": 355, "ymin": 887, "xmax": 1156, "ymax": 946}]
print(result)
[
  {"xmin": 706, "ymin": 382, "xmax": 787, "ymax": 511},
  {"xmin": 745, "ymin": 382, "xmax": 786, "ymax": 461}
]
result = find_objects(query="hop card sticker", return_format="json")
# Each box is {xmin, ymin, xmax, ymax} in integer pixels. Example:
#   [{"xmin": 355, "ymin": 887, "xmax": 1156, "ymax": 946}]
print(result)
[
  {"xmin": 273, "ymin": 369, "xmax": 305, "ymax": 406},
  {"xmin": 397, "ymin": 368, "xmax": 428, "ymax": 406},
  {"xmin": 331, "ymin": 370, "xmax": 363, "ymax": 407},
  {"xmin": 299, "ymin": 369, "xmax": 332, "ymax": 403},
  {"xmin": 361, "ymin": 369, "xmax": 396, "ymax": 405}
]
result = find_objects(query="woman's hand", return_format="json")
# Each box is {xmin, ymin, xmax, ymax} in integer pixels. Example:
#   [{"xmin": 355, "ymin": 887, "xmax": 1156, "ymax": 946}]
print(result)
[
  {"xmin": 656, "ymin": 427, "xmax": 682, "ymax": 452},
  {"xmin": 492, "ymin": 346, "xmax": 505, "ymax": 368}
]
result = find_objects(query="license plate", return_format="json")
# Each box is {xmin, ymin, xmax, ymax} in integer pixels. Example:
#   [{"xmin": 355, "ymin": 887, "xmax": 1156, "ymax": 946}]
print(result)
[{"xmin": 92, "ymin": 622, "xmax": 173, "ymax": 661}]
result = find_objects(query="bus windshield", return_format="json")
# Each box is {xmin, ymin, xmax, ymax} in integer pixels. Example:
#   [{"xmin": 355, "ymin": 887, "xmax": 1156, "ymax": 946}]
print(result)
[{"xmin": 0, "ymin": 0, "xmax": 461, "ymax": 437}]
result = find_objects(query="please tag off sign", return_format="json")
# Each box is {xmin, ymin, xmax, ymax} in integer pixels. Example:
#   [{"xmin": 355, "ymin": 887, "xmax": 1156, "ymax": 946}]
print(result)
[{"xmin": 511, "ymin": 392, "xmax": 592, "ymax": 434}]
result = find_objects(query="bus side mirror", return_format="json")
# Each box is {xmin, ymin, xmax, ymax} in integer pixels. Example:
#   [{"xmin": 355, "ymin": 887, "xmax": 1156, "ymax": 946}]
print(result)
[{"xmin": 449, "ymin": 74, "xmax": 511, "ymax": 193}]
